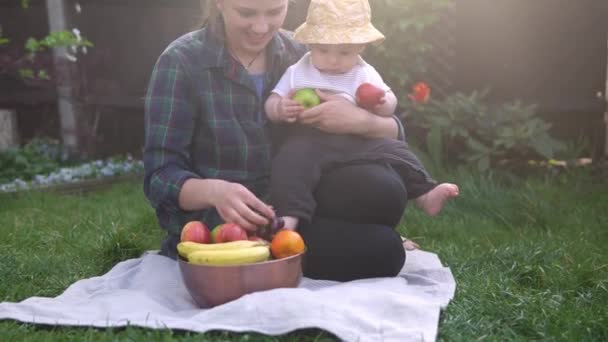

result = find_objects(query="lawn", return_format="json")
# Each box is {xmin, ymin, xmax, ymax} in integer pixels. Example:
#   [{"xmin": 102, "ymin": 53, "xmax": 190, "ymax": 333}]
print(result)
[{"xmin": 0, "ymin": 167, "xmax": 606, "ymax": 341}]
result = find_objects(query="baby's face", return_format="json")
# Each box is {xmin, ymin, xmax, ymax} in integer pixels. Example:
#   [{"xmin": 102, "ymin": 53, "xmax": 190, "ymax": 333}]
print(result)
[{"xmin": 309, "ymin": 44, "xmax": 366, "ymax": 74}]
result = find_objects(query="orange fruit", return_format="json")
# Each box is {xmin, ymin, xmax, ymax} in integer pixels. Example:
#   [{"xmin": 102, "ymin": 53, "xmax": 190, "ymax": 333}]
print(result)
[{"xmin": 270, "ymin": 229, "xmax": 306, "ymax": 259}]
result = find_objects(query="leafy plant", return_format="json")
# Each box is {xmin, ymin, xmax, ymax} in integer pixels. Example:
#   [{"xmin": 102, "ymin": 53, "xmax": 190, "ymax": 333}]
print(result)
[
  {"xmin": 404, "ymin": 90, "xmax": 567, "ymax": 171},
  {"xmin": 366, "ymin": 0, "xmax": 453, "ymax": 104},
  {"xmin": 0, "ymin": 1, "xmax": 92, "ymax": 84},
  {"xmin": 0, "ymin": 138, "xmax": 65, "ymax": 184}
]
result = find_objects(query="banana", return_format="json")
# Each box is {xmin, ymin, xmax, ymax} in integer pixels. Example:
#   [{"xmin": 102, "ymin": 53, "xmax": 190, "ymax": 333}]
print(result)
[
  {"xmin": 177, "ymin": 240, "xmax": 268, "ymax": 258},
  {"xmin": 187, "ymin": 246, "xmax": 271, "ymax": 266}
]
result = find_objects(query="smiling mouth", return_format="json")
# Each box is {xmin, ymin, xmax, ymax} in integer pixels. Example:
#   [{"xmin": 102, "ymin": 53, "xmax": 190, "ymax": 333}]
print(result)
[{"xmin": 248, "ymin": 34, "xmax": 267, "ymax": 44}]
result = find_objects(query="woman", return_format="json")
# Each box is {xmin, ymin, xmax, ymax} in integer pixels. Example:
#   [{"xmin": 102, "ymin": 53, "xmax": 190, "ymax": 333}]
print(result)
[{"xmin": 144, "ymin": 0, "xmax": 411, "ymax": 281}]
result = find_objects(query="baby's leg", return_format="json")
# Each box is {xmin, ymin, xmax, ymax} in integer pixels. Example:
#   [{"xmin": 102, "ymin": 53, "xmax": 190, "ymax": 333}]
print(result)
[
  {"xmin": 269, "ymin": 133, "xmax": 324, "ymax": 230},
  {"xmin": 415, "ymin": 183, "xmax": 459, "ymax": 216}
]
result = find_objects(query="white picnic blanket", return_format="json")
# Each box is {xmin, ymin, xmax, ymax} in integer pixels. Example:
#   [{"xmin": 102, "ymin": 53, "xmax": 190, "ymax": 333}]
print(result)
[{"xmin": 0, "ymin": 249, "xmax": 456, "ymax": 342}]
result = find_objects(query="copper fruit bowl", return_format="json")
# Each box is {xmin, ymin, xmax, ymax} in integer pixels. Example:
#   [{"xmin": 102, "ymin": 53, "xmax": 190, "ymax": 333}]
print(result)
[{"xmin": 178, "ymin": 250, "xmax": 305, "ymax": 308}]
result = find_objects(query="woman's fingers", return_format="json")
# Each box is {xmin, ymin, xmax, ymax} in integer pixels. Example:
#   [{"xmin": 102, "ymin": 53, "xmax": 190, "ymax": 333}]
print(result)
[
  {"xmin": 314, "ymin": 89, "xmax": 333, "ymax": 101},
  {"xmin": 298, "ymin": 104, "xmax": 322, "ymax": 124},
  {"xmin": 214, "ymin": 182, "xmax": 273, "ymax": 231},
  {"xmin": 244, "ymin": 192, "xmax": 275, "ymax": 221},
  {"xmin": 234, "ymin": 202, "xmax": 270, "ymax": 231}
]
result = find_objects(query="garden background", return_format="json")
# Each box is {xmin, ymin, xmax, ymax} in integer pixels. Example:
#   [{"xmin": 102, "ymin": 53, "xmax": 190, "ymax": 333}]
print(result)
[{"xmin": 1, "ymin": 0, "xmax": 607, "ymax": 340}]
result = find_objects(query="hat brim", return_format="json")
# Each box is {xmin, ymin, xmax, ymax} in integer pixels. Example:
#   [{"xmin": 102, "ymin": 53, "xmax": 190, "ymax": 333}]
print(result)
[{"xmin": 293, "ymin": 22, "xmax": 385, "ymax": 45}]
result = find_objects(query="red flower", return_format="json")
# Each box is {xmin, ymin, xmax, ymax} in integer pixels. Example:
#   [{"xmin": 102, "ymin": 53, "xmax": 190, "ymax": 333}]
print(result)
[{"xmin": 408, "ymin": 82, "xmax": 431, "ymax": 104}]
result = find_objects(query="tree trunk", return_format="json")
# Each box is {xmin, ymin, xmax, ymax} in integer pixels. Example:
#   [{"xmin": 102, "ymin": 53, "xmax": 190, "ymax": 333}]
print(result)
[{"xmin": 46, "ymin": 0, "xmax": 83, "ymax": 157}]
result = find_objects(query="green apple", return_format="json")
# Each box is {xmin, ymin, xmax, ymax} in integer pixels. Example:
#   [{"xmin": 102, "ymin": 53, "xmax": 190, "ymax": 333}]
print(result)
[{"xmin": 292, "ymin": 88, "xmax": 321, "ymax": 108}]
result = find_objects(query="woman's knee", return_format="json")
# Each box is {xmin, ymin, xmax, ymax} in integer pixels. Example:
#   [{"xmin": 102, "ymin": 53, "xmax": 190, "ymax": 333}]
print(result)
[
  {"xmin": 300, "ymin": 218, "xmax": 406, "ymax": 281},
  {"xmin": 315, "ymin": 163, "xmax": 407, "ymax": 227}
]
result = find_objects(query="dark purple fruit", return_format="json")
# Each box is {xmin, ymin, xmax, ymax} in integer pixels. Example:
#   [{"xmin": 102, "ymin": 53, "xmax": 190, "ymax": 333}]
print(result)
[{"xmin": 270, "ymin": 217, "xmax": 285, "ymax": 232}]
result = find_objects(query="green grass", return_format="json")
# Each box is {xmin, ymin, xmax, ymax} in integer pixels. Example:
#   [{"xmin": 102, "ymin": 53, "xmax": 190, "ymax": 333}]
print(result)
[{"xmin": 1, "ymin": 169, "xmax": 607, "ymax": 341}]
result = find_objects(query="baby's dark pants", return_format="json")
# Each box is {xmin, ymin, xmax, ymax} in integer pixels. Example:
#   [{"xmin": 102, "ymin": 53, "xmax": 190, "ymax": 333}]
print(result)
[{"xmin": 267, "ymin": 127, "xmax": 437, "ymax": 280}]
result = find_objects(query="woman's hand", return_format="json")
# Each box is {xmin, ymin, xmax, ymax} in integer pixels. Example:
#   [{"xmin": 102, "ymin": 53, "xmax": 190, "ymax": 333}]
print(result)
[
  {"xmin": 180, "ymin": 179, "xmax": 274, "ymax": 232},
  {"xmin": 211, "ymin": 180, "xmax": 275, "ymax": 232},
  {"xmin": 298, "ymin": 89, "xmax": 399, "ymax": 138}
]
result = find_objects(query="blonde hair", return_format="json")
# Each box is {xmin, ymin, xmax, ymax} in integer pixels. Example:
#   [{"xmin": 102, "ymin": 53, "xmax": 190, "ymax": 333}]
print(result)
[
  {"xmin": 199, "ymin": 1, "xmax": 221, "ymax": 37},
  {"xmin": 200, "ymin": 0, "xmax": 294, "ymax": 38}
]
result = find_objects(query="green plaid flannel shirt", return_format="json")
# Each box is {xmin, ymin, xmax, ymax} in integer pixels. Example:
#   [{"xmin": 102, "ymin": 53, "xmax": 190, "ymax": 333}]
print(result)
[{"xmin": 144, "ymin": 26, "xmax": 406, "ymax": 236}]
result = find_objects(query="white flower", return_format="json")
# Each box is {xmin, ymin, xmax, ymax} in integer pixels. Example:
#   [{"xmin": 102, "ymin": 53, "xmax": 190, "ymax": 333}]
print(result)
[
  {"xmin": 72, "ymin": 28, "xmax": 81, "ymax": 40},
  {"xmin": 0, "ymin": 158, "xmax": 144, "ymax": 193}
]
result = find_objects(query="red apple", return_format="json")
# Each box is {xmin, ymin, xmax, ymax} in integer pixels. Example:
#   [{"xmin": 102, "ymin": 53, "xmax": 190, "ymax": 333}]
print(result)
[
  {"xmin": 180, "ymin": 221, "xmax": 211, "ymax": 243},
  {"xmin": 356, "ymin": 83, "xmax": 385, "ymax": 109},
  {"xmin": 211, "ymin": 223, "xmax": 248, "ymax": 243}
]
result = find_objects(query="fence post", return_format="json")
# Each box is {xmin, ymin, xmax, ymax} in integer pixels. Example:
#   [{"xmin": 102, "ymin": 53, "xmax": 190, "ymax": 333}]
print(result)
[
  {"xmin": 0, "ymin": 109, "xmax": 19, "ymax": 152},
  {"xmin": 604, "ymin": 35, "xmax": 608, "ymax": 157},
  {"xmin": 45, "ymin": 0, "xmax": 83, "ymax": 157}
]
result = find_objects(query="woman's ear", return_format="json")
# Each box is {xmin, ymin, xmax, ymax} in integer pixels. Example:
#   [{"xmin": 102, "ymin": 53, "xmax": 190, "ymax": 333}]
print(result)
[{"xmin": 215, "ymin": 0, "xmax": 223, "ymax": 11}]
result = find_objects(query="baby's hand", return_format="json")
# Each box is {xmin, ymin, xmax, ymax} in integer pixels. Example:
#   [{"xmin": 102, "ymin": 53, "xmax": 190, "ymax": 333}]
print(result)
[
  {"xmin": 277, "ymin": 98, "xmax": 304, "ymax": 123},
  {"xmin": 372, "ymin": 96, "xmax": 387, "ymax": 110},
  {"xmin": 276, "ymin": 90, "xmax": 304, "ymax": 123}
]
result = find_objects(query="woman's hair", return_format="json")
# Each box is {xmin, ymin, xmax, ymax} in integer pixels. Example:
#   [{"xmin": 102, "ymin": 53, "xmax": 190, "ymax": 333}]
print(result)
[
  {"xmin": 200, "ymin": 0, "xmax": 224, "ymax": 37},
  {"xmin": 199, "ymin": 0, "xmax": 295, "ymax": 38}
]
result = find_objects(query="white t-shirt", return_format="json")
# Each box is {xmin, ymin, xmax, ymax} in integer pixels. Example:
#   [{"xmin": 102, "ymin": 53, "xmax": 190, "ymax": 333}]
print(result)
[{"xmin": 271, "ymin": 52, "xmax": 391, "ymax": 104}]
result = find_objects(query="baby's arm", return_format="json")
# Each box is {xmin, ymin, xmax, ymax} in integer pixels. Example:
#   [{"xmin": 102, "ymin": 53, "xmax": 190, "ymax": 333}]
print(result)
[
  {"xmin": 363, "ymin": 63, "xmax": 398, "ymax": 117},
  {"xmin": 265, "ymin": 92, "xmax": 303, "ymax": 123},
  {"xmin": 373, "ymin": 90, "xmax": 397, "ymax": 117}
]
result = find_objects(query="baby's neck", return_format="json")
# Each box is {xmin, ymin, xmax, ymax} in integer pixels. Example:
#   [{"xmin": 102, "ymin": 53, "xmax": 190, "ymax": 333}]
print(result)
[{"xmin": 313, "ymin": 65, "xmax": 357, "ymax": 75}]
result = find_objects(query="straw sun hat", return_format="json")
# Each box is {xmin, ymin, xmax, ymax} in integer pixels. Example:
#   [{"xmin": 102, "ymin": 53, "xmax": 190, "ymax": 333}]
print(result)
[{"xmin": 293, "ymin": 0, "xmax": 385, "ymax": 45}]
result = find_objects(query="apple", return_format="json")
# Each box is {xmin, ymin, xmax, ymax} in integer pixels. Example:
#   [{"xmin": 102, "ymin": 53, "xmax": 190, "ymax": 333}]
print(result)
[
  {"xmin": 355, "ymin": 83, "xmax": 385, "ymax": 109},
  {"xmin": 292, "ymin": 88, "xmax": 321, "ymax": 108},
  {"xmin": 180, "ymin": 221, "xmax": 211, "ymax": 243},
  {"xmin": 211, "ymin": 223, "xmax": 248, "ymax": 243},
  {"xmin": 211, "ymin": 225, "xmax": 223, "ymax": 242}
]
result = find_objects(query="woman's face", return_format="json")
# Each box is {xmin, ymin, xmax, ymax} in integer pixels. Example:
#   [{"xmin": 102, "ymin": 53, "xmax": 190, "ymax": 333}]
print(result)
[{"xmin": 217, "ymin": 0, "xmax": 288, "ymax": 55}]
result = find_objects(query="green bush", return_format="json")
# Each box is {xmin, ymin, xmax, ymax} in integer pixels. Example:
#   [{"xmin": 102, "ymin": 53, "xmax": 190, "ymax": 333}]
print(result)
[
  {"xmin": 366, "ymin": 0, "xmax": 452, "ymax": 103},
  {"xmin": 404, "ymin": 90, "xmax": 567, "ymax": 171},
  {"xmin": 0, "ymin": 138, "xmax": 66, "ymax": 183}
]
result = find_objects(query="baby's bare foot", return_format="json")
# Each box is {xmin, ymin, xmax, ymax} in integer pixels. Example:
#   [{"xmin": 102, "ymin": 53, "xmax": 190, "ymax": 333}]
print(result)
[
  {"xmin": 281, "ymin": 216, "xmax": 299, "ymax": 230},
  {"xmin": 415, "ymin": 183, "xmax": 459, "ymax": 216},
  {"xmin": 401, "ymin": 236, "xmax": 420, "ymax": 250}
]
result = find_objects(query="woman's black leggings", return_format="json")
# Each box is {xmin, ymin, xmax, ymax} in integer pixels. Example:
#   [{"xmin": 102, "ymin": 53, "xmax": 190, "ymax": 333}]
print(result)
[{"xmin": 299, "ymin": 162, "xmax": 408, "ymax": 281}]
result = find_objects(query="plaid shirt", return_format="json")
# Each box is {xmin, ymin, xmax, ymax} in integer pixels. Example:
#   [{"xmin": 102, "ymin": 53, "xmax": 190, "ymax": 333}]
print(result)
[
  {"xmin": 144, "ymin": 25, "xmax": 406, "ymax": 236},
  {"xmin": 144, "ymin": 26, "xmax": 307, "ymax": 235}
]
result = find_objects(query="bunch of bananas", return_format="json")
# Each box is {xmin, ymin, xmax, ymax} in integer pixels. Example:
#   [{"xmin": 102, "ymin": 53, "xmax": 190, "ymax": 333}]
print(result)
[{"xmin": 178, "ymin": 240, "xmax": 271, "ymax": 266}]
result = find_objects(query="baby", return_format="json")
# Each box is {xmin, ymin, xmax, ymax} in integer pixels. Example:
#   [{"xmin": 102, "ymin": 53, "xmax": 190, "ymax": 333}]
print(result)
[{"xmin": 265, "ymin": 0, "xmax": 458, "ymax": 230}]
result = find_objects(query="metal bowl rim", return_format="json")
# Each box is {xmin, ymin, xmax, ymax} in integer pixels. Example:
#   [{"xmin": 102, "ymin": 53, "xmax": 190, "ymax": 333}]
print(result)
[{"xmin": 178, "ymin": 248, "xmax": 306, "ymax": 268}]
